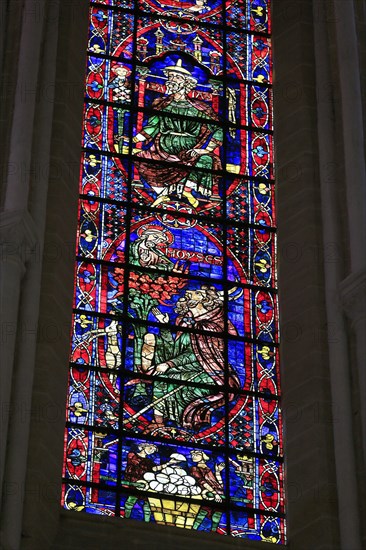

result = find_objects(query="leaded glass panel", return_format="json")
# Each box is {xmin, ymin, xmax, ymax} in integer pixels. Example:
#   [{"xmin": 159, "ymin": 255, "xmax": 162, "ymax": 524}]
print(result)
[{"xmin": 62, "ymin": 0, "xmax": 285, "ymax": 542}]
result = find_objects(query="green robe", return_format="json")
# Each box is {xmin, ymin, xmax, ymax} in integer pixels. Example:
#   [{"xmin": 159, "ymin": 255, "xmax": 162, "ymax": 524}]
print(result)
[
  {"xmin": 153, "ymin": 329, "xmax": 212, "ymax": 426},
  {"xmin": 142, "ymin": 100, "xmax": 222, "ymax": 155},
  {"xmin": 137, "ymin": 97, "xmax": 223, "ymax": 196}
]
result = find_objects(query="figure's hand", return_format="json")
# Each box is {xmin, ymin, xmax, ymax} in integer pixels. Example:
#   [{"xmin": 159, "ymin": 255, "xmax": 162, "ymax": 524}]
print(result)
[
  {"xmin": 172, "ymin": 260, "xmax": 187, "ymax": 274},
  {"xmin": 215, "ymin": 462, "xmax": 225, "ymax": 473},
  {"xmin": 167, "ymin": 457, "xmax": 180, "ymax": 465},
  {"xmin": 188, "ymin": 148, "xmax": 207, "ymax": 158},
  {"xmin": 155, "ymin": 362, "xmax": 170, "ymax": 374},
  {"xmin": 214, "ymin": 493, "xmax": 223, "ymax": 503},
  {"xmin": 152, "ymin": 307, "xmax": 169, "ymax": 324}
]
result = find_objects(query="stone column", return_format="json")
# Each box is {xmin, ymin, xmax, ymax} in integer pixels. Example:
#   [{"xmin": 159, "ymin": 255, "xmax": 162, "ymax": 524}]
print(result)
[
  {"xmin": 273, "ymin": 0, "xmax": 340, "ymax": 547},
  {"xmin": 332, "ymin": 0, "xmax": 366, "ymax": 274},
  {"xmin": 333, "ymin": 0, "xmax": 366, "ymax": 472},
  {"xmin": 20, "ymin": 0, "xmax": 88, "ymax": 545},
  {"xmin": 0, "ymin": 210, "xmax": 37, "ymax": 505},
  {"xmin": 0, "ymin": 1, "xmax": 61, "ymax": 547},
  {"xmin": 340, "ymin": 270, "xmax": 366, "ymax": 461},
  {"xmin": 313, "ymin": 1, "xmax": 362, "ymax": 547}
]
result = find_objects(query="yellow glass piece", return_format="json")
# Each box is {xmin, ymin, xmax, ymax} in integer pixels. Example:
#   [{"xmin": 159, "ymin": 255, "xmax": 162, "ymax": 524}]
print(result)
[
  {"xmin": 117, "ymin": 145, "xmax": 140, "ymax": 155},
  {"xmin": 176, "ymin": 516, "xmax": 185, "ymax": 528},
  {"xmin": 226, "ymin": 163, "xmax": 240, "ymax": 174},
  {"xmin": 190, "ymin": 503, "xmax": 201, "ymax": 513},
  {"xmin": 163, "ymin": 500, "xmax": 175, "ymax": 510},
  {"xmin": 185, "ymin": 517, "xmax": 195, "ymax": 528},
  {"xmin": 164, "ymin": 513, "xmax": 173, "ymax": 524},
  {"xmin": 176, "ymin": 502, "xmax": 189, "ymax": 513},
  {"xmin": 148, "ymin": 497, "xmax": 202, "ymax": 528}
]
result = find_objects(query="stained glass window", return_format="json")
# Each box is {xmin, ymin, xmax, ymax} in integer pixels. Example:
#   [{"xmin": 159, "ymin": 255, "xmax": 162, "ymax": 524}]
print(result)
[{"xmin": 62, "ymin": 0, "xmax": 285, "ymax": 543}]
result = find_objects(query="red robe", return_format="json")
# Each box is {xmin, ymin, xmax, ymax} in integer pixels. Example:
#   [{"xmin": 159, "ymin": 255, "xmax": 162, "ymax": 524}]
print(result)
[{"xmin": 178, "ymin": 306, "xmax": 240, "ymax": 429}]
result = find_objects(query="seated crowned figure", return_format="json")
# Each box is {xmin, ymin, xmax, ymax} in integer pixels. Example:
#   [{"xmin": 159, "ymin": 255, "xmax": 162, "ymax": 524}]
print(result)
[{"xmin": 133, "ymin": 59, "xmax": 223, "ymax": 208}]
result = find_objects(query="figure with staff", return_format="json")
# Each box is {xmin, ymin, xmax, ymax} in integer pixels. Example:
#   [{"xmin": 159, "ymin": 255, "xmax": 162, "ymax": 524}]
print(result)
[{"xmin": 136, "ymin": 285, "xmax": 241, "ymax": 433}]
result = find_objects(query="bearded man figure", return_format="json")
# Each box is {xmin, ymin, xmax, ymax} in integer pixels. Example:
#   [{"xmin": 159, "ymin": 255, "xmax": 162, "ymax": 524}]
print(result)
[
  {"xmin": 133, "ymin": 59, "xmax": 223, "ymax": 208},
  {"xmin": 130, "ymin": 226, "xmax": 174, "ymax": 270},
  {"xmin": 148, "ymin": 285, "xmax": 240, "ymax": 432}
]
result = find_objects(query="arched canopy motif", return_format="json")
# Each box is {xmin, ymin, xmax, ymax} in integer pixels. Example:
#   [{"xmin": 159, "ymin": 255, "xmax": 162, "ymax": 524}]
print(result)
[{"xmin": 62, "ymin": 0, "xmax": 285, "ymax": 543}]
